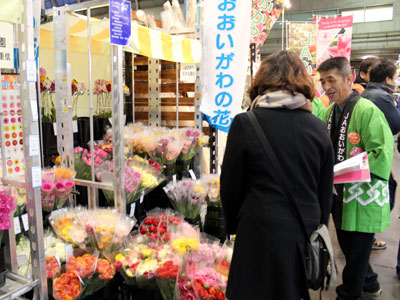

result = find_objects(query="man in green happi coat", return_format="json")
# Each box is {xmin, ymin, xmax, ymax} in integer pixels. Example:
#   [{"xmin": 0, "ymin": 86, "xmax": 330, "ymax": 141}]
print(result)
[{"xmin": 318, "ymin": 57, "xmax": 393, "ymax": 300}]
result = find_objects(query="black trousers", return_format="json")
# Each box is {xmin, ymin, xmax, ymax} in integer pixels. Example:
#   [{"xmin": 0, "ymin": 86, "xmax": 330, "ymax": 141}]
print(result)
[
  {"xmin": 389, "ymin": 172, "xmax": 397, "ymax": 210},
  {"xmin": 336, "ymin": 229, "xmax": 380, "ymax": 300}
]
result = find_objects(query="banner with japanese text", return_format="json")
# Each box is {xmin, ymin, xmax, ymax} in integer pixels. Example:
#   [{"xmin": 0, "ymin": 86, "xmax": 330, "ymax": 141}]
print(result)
[
  {"xmin": 250, "ymin": 0, "xmax": 284, "ymax": 50},
  {"xmin": 288, "ymin": 23, "xmax": 317, "ymax": 76},
  {"xmin": 201, "ymin": 0, "xmax": 252, "ymax": 132},
  {"xmin": 317, "ymin": 16, "xmax": 353, "ymax": 67}
]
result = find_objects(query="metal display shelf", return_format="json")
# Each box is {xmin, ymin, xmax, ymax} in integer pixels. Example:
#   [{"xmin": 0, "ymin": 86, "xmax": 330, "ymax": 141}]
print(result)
[{"xmin": 0, "ymin": 272, "xmax": 38, "ymax": 300}]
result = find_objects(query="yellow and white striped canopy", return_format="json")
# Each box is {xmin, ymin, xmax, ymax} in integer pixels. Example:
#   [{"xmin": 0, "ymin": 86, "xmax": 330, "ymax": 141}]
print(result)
[{"xmin": 40, "ymin": 14, "xmax": 201, "ymax": 64}]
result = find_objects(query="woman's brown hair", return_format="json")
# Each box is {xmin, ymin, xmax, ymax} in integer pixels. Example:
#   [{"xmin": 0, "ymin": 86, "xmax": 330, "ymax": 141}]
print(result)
[{"xmin": 248, "ymin": 50, "xmax": 315, "ymax": 102}]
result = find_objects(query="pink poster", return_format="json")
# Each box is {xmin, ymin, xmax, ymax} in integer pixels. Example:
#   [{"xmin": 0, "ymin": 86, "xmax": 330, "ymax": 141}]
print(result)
[{"xmin": 316, "ymin": 16, "xmax": 353, "ymax": 67}]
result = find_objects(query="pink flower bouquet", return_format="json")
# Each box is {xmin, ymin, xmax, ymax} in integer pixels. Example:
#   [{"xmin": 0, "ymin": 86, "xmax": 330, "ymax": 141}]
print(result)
[
  {"xmin": 164, "ymin": 179, "xmax": 208, "ymax": 220},
  {"xmin": 74, "ymin": 147, "xmax": 111, "ymax": 180},
  {"xmin": 178, "ymin": 128, "xmax": 208, "ymax": 162},
  {"xmin": 142, "ymin": 132, "xmax": 185, "ymax": 166},
  {"xmin": 0, "ymin": 187, "xmax": 16, "ymax": 245}
]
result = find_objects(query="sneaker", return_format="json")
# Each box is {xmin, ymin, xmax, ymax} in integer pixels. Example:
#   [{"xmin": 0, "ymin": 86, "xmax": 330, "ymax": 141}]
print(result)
[
  {"xmin": 372, "ymin": 240, "xmax": 386, "ymax": 250},
  {"xmin": 363, "ymin": 288, "xmax": 382, "ymax": 298}
]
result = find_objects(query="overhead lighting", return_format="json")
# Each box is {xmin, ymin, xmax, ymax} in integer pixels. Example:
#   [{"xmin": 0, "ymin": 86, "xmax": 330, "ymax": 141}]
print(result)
[{"xmin": 285, "ymin": 0, "xmax": 292, "ymax": 9}]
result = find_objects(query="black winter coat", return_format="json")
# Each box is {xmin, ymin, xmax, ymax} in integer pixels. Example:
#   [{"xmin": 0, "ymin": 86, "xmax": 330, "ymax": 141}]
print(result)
[
  {"xmin": 362, "ymin": 82, "xmax": 400, "ymax": 135},
  {"xmin": 221, "ymin": 108, "xmax": 334, "ymax": 300}
]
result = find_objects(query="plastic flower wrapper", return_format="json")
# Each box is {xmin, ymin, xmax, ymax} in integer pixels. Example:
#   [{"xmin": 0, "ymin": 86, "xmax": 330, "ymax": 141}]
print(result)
[
  {"xmin": 191, "ymin": 262, "xmax": 227, "ymax": 300},
  {"xmin": 128, "ymin": 155, "xmax": 163, "ymax": 176},
  {"xmin": 46, "ymin": 256, "xmax": 61, "ymax": 279},
  {"xmin": 215, "ymin": 241, "xmax": 234, "ymax": 280},
  {"xmin": 49, "ymin": 208, "xmax": 88, "ymax": 248},
  {"xmin": 41, "ymin": 169, "xmax": 56, "ymax": 212},
  {"xmin": 178, "ymin": 128, "xmax": 208, "ymax": 162},
  {"xmin": 44, "ymin": 230, "xmax": 67, "ymax": 262},
  {"xmin": 156, "ymin": 254, "xmax": 182, "ymax": 300},
  {"xmin": 185, "ymin": 234, "xmax": 223, "ymax": 267},
  {"xmin": 16, "ymin": 236, "xmax": 32, "ymax": 278},
  {"xmin": 175, "ymin": 259, "xmax": 197, "ymax": 300},
  {"xmin": 170, "ymin": 222, "xmax": 200, "ymax": 256},
  {"xmin": 135, "ymin": 254, "xmax": 160, "ymax": 291},
  {"xmin": 53, "ymin": 272, "xmax": 82, "ymax": 300},
  {"xmin": 97, "ymin": 161, "xmax": 143, "ymax": 205},
  {"xmin": 130, "ymin": 127, "xmax": 156, "ymax": 157},
  {"xmin": 14, "ymin": 187, "xmax": 26, "ymax": 216},
  {"xmin": 202, "ymin": 174, "xmax": 221, "ymax": 208},
  {"xmin": 129, "ymin": 161, "xmax": 165, "ymax": 197},
  {"xmin": 138, "ymin": 209, "xmax": 182, "ymax": 244},
  {"xmin": 142, "ymin": 131, "xmax": 185, "ymax": 166},
  {"xmin": 164, "ymin": 179, "xmax": 208, "ymax": 220},
  {"xmin": 54, "ymin": 167, "xmax": 76, "ymax": 208}
]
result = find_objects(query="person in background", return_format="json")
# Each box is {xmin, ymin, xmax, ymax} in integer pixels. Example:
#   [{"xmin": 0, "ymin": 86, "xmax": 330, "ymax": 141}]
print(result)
[
  {"xmin": 318, "ymin": 57, "xmax": 393, "ymax": 300},
  {"xmin": 221, "ymin": 51, "xmax": 334, "ymax": 300},
  {"xmin": 352, "ymin": 57, "xmax": 381, "ymax": 94},
  {"xmin": 362, "ymin": 58, "xmax": 400, "ymax": 210},
  {"xmin": 312, "ymin": 96, "xmax": 326, "ymax": 120}
]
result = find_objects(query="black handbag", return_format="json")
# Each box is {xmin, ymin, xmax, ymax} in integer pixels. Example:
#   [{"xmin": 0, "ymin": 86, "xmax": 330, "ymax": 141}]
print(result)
[{"xmin": 247, "ymin": 110, "xmax": 337, "ymax": 292}]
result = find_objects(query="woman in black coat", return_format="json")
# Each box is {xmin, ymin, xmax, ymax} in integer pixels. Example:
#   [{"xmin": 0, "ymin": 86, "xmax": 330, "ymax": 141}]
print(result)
[{"xmin": 221, "ymin": 51, "xmax": 334, "ymax": 300}]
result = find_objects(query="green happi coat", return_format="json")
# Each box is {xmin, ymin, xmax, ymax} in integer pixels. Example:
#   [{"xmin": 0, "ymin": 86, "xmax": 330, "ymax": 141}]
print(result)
[{"xmin": 323, "ymin": 96, "xmax": 393, "ymax": 233}]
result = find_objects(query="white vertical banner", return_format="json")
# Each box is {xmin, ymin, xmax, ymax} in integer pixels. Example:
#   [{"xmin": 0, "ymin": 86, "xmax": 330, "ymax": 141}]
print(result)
[
  {"xmin": 0, "ymin": 21, "xmax": 14, "ymax": 68},
  {"xmin": 200, "ymin": 0, "xmax": 252, "ymax": 133}
]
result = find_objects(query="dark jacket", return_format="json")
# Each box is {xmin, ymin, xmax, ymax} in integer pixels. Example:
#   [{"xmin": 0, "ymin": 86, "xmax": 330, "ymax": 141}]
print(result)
[
  {"xmin": 362, "ymin": 82, "xmax": 400, "ymax": 135},
  {"xmin": 221, "ymin": 108, "xmax": 334, "ymax": 300}
]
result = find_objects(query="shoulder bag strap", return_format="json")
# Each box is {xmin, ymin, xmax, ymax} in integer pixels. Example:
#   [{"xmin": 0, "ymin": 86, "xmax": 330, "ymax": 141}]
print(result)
[{"xmin": 247, "ymin": 110, "xmax": 310, "ymax": 241}]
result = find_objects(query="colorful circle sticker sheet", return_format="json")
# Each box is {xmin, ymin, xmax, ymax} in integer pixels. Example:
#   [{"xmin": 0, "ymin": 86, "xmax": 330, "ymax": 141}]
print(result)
[{"xmin": 1, "ymin": 74, "xmax": 24, "ymax": 176}]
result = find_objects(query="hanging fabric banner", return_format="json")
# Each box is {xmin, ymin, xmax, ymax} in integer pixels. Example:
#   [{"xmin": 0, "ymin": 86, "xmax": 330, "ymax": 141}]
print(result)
[
  {"xmin": 200, "ymin": 0, "xmax": 252, "ymax": 132},
  {"xmin": 288, "ymin": 23, "xmax": 317, "ymax": 76},
  {"xmin": 250, "ymin": 0, "xmax": 284, "ymax": 50},
  {"xmin": 317, "ymin": 16, "xmax": 353, "ymax": 67},
  {"xmin": 0, "ymin": 0, "xmax": 22, "ymax": 24}
]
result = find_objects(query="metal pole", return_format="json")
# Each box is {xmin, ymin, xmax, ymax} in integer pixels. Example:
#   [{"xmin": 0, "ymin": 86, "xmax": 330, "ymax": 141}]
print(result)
[
  {"xmin": 87, "ymin": 8, "xmax": 97, "ymax": 208},
  {"xmin": 19, "ymin": 0, "xmax": 47, "ymax": 297},
  {"xmin": 286, "ymin": 21, "xmax": 289, "ymax": 50},
  {"xmin": 176, "ymin": 63, "xmax": 179, "ymax": 128},
  {"xmin": 111, "ymin": 45, "xmax": 126, "ymax": 214},
  {"xmin": 132, "ymin": 54, "xmax": 135, "ymax": 123},
  {"xmin": 282, "ymin": 9, "xmax": 285, "ymax": 50}
]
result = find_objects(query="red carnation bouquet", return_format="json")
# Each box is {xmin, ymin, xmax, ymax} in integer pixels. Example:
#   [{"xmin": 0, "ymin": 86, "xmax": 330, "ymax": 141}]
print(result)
[{"xmin": 156, "ymin": 258, "xmax": 181, "ymax": 300}]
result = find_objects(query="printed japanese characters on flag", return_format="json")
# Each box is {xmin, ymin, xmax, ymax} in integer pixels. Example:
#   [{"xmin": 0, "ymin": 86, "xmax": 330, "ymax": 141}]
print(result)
[
  {"xmin": 316, "ymin": 16, "xmax": 353, "ymax": 67},
  {"xmin": 200, "ymin": 0, "xmax": 252, "ymax": 132},
  {"xmin": 288, "ymin": 23, "xmax": 317, "ymax": 76},
  {"xmin": 250, "ymin": 0, "xmax": 284, "ymax": 51},
  {"xmin": 0, "ymin": 21, "xmax": 14, "ymax": 69}
]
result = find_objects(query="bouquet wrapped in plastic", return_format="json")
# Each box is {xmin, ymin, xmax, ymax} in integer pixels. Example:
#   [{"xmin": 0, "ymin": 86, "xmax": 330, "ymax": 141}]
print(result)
[
  {"xmin": 178, "ymin": 128, "xmax": 208, "ymax": 162},
  {"xmin": 164, "ymin": 179, "xmax": 208, "ymax": 222},
  {"xmin": 142, "ymin": 132, "xmax": 185, "ymax": 166},
  {"xmin": 156, "ymin": 256, "xmax": 181, "ymax": 300},
  {"xmin": 170, "ymin": 221, "xmax": 200, "ymax": 256},
  {"xmin": 138, "ymin": 209, "xmax": 182, "ymax": 243},
  {"xmin": 53, "ymin": 272, "xmax": 82, "ymax": 300},
  {"xmin": 46, "ymin": 256, "xmax": 61, "ymax": 279},
  {"xmin": 191, "ymin": 263, "xmax": 227, "ymax": 300},
  {"xmin": 74, "ymin": 147, "xmax": 110, "ymax": 180},
  {"xmin": 114, "ymin": 237, "xmax": 142, "ymax": 286},
  {"xmin": 203, "ymin": 174, "xmax": 221, "ymax": 208},
  {"xmin": 175, "ymin": 260, "xmax": 197, "ymax": 300}
]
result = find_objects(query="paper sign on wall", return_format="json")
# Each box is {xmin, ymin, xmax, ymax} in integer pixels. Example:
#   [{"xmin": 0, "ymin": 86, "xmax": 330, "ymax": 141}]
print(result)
[
  {"xmin": 110, "ymin": 0, "xmax": 132, "ymax": 46},
  {"xmin": 0, "ymin": 21, "xmax": 14, "ymax": 69},
  {"xmin": 180, "ymin": 64, "xmax": 196, "ymax": 83}
]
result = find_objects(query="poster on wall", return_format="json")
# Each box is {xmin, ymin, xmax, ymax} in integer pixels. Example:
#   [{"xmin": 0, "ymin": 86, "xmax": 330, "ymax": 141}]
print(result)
[
  {"xmin": 250, "ymin": 0, "xmax": 284, "ymax": 51},
  {"xmin": 316, "ymin": 16, "xmax": 353, "ymax": 67},
  {"xmin": 288, "ymin": 23, "xmax": 317, "ymax": 76},
  {"xmin": 0, "ymin": 21, "xmax": 15, "ymax": 69},
  {"xmin": 1, "ymin": 74, "xmax": 24, "ymax": 177},
  {"xmin": 201, "ymin": 0, "xmax": 252, "ymax": 132}
]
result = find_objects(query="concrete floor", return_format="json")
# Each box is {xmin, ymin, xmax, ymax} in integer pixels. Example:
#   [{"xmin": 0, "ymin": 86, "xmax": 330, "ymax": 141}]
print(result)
[{"xmin": 310, "ymin": 150, "xmax": 400, "ymax": 300}]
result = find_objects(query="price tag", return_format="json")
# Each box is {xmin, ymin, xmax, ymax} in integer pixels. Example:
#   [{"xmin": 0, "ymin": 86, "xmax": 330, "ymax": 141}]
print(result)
[
  {"xmin": 172, "ymin": 174, "xmax": 177, "ymax": 184},
  {"xmin": 53, "ymin": 123, "xmax": 57, "ymax": 136},
  {"xmin": 139, "ymin": 192, "xmax": 144, "ymax": 204},
  {"xmin": 28, "ymin": 134, "xmax": 40, "ymax": 157},
  {"xmin": 54, "ymin": 251, "xmax": 61, "ymax": 266},
  {"xmin": 188, "ymin": 169, "xmax": 197, "ymax": 180},
  {"xmin": 31, "ymin": 166, "xmax": 42, "ymax": 188},
  {"xmin": 21, "ymin": 214, "xmax": 29, "ymax": 232},
  {"xmin": 130, "ymin": 202, "xmax": 136, "ymax": 217},
  {"xmin": 14, "ymin": 217, "xmax": 22, "ymax": 234},
  {"xmin": 180, "ymin": 64, "xmax": 196, "ymax": 82},
  {"xmin": 73, "ymin": 120, "xmax": 78, "ymax": 133},
  {"xmin": 30, "ymin": 100, "xmax": 38, "ymax": 122},
  {"xmin": 65, "ymin": 244, "xmax": 73, "ymax": 262},
  {"xmin": 26, "ymin": 59, "xmax": 37, "ymax": 82},
  {"xmin": 17, "ymin": 254, "xmax": 28, "ymax": 265}
]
